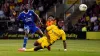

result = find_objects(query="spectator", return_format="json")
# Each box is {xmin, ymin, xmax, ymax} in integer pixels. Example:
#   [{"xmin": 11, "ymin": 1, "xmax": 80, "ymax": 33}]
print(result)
[
  {"xmin": 3, "ymin": 1, "xmax": 10, "ymax": 17},
  {"xmin": 14, "ymin": 3, "xmax": 20, "ymax": 15},
  {"xmin": 98, "ymin": 14, "xmax": 100, "ymax": 21},
  {"xmin": 85, "ymin": 15, "xmax": 90, "ymax": 22},
  {"xmin": 73, "ymin": 24, "xmax": 78, "ymax": 32},
  {"xmin": 10, "ymin": 9, "xmax": 16, "ymax": 22},
  {"xmin": 38, "ymin": 4, "xmax": 44, "ymax": 18},
  {"xmin": 93, "ymin": 22, "xmax": 99, "ymax": 31},
  {"xmin": 98, "ymin": 23, "xmax": 100, "ymax": 31},
  {"xmin": 11, "ymin": 9, "xmax": 17, "ymax": 17},
  {"xmin": 17, "ymin": 0, "xmax": 23, "ymax": 4},
  {"xmin": 9, "ymin": 2, "xmax": 15, "ymax": 10},
  {"xmin": 0, "ymin": 8, "xmax": 5, "ymax": 18},
  {"xmin": 92, "ymin": 4, "xmax": 99, "ymax": 16},
  {"xmin": 90, "ymin": 14, "xmax": 97, "ymax": 23},
  {"xmin": 90, "ymin": 22, "xmax": 94, "ymax": 31},
  {"xmin": 82, "ymin": 24, "xmax": 87, "ymax": 32},
  {"xmin": 20, "ymin": 4, "xmax": 24, "ymax": 11},
  {"xmin": 35, "ymin": 8, "xmax": 40, "ymax": 16},
  {"xmin": 38, "ymin": 3, "xmax": 44, "ymax": 12}
]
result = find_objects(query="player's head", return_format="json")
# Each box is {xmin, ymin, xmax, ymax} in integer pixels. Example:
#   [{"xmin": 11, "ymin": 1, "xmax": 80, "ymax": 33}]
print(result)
[
  {"xmin": 57, "ymin": 19, "xmax": 64, "ymax": 29},
  {"xmin": 47, "ymin": 15, "xmax": 55, "ymax": 21},
  {"xmin": 24, "ymin": 4, "xmax": 29, "ymax": 12}
]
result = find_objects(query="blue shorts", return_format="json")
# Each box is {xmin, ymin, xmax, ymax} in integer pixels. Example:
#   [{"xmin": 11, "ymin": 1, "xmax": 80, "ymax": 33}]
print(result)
[{"xmin": 24, "ymin": 25, "xmax": 39, "ymax": 34}]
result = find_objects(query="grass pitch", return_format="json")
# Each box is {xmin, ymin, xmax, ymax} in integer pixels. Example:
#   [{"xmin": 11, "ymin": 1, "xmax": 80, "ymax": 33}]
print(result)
[{"xmin": 0, "ymin": 39, "xmax": 100, "ymax": 56}]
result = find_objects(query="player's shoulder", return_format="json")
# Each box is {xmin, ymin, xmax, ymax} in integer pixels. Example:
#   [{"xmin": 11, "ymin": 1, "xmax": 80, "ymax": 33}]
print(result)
[
  {"xmin": 50, "ymin": 25, "xmax": 57, "ymax": 28},
  {"xmin": 29, "ymin": 10, "xmax": 34, "ymax": 13},
  {"xmin": 60, "ymin": 29, "xmax": 65, "ymax": 34},
  {"xmin": 46, "ymin": 25, "xmax": 56, "ymax": 29},
  {"xmin": 19, "ymin": 11, "xmax": 25, "ymax": 15},
  {"xmin": 60, "ymin": 29, "xmax": 64, "ymax": 32}
]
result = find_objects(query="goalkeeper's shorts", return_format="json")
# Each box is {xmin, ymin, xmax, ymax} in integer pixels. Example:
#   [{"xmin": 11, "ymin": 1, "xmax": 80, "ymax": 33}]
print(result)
[{"xmin": 37, "ymin": 36, "xmax": 51, "ymax": 48}]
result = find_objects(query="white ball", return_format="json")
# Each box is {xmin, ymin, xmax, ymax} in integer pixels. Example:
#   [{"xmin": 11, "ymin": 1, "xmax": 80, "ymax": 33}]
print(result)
[{"xmin": 79, "ymin": 4, "xmax": 87, "ymax": 11}]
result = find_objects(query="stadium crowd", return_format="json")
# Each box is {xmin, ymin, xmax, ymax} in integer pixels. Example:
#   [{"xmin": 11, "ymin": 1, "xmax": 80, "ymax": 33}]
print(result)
[
  {"xmin": 0, "ymin": 0, "xmax": 100, "ymax": 33},
  {"xmin": 71, "ymin": 3, "xmax": 100, "ymax": 32},
  {"xmin": 0, "ymin": 0, "xmax": 62, "ymax": 18},
  {"xmin": 0, "ymin": 0, "xmax": 62, "ymax": 32}
]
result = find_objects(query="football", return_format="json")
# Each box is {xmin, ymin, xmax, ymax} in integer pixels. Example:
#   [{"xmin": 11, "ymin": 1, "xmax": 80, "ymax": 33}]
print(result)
[{"xmin": 79, "ymin": 4, "xmax": 87, "ymax": 11}]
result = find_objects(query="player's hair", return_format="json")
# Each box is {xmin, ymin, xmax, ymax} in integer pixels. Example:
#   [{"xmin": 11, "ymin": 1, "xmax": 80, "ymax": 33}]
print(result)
[{"xmin": 48, "ymin": 15, "xmax": 55, "ymax": 19}]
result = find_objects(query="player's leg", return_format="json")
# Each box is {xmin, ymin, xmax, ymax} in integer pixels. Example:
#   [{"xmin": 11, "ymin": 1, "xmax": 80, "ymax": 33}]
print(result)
[
  {"xmin": 35, "ymin": 37, "xmax": 51, "ymax": 51},
  {"xmin": 24, "ymin": 37, "xmax": 44, "ymax": 52},
  {"xmin": 34, "ymin": 38, "xmax": 44, "ymax": 50},
  {"xmin": 33, "ymin": 33, "xmax": 51, "ymax": 51},
  {"xmin": 47, "ymin": 46, "xmax": 51, "ymax": 51},
  {"xmin": 23, "ymin": 30, "xmax": 29, "ymax": 49},
  {"xmin": 34, "ymin": 40, "xmax": 40, "ymax": 46},
  {"xmin": 31, "ymin": 26, "xmax": 43, "ymax": 38},
  {"xmin": 36, "ymin": 27, "xmax": 44, "ymax": 37},
  {"xmin": 20, "ymin": 26, "xmax": 43, "ymax": 52},
  {"xmin": 24, "ymin": 45, "xmax": 43, "ymax": 52},
  {"xmin": 34, "ymin": 45, "xmax": 43, "ymax": 51},
  {"xmin": 22, "ymin": 45, "xmax": 50, "ymax": 52},
  {"xmin": 19, "ymin": 25, "xmax": 29, "ymax": 51},
  {"xmin": 24, "ymin": 36, "xmax": 51, "ymax": 52}
]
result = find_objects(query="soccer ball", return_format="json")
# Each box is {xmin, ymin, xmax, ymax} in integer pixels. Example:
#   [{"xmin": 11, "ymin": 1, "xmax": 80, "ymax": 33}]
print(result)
[{"xmin": 79, "ymin": 4, "xmax": 87, "ymax": 11}]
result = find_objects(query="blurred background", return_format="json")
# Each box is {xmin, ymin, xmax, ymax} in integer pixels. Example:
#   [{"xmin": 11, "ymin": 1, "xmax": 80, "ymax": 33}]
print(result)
[{"xmin": 0, "ymin": 0, "xmax": 100, "ymax": 39}]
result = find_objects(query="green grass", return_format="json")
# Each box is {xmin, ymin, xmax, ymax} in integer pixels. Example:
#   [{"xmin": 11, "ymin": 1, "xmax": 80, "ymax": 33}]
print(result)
[{"xmin": 0, "ymin": 39, "xmax": 100, "ymax": 56}]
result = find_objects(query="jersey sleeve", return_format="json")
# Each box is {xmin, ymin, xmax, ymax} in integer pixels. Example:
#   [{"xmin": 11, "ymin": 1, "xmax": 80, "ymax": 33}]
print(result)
[
  {"xmin": 31, "ymin": 10, "xmax": 37, "ymax": 18},
  {"xmin": 18, "ymin": 13, "xmax": 22, "ymax": 20},
  {"xmin": 31, "ymin": 10, "xmax": 35, "ymax": 15},
  {"xmin": 61, "ymin": 30, "xmax": 66, "ymax": 41}
]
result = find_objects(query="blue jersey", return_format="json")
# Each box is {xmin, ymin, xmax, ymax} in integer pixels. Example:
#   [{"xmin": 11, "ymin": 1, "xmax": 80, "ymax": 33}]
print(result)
[{"xmin": 18, "ymin": 10, "xmax": 36, "ymax": 26}]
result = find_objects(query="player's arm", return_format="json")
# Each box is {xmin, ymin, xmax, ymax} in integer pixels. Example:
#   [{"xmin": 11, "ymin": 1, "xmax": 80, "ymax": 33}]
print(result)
[
  {"xmin": 45, "ymin": 29, "xmax": 50, "ymax": 40},
  {"xmin": 32, "ymin": 11, "xmax": 43, "ymax": 25},
  {"xmin": 63, "ymin": 40, "xmax": 67, "ymax": 51},
  {"xmin": 16, "ymin": 13, "xmax": 22, "ymax": 27},
  {"xmin": 61, "ymin": 30, "xmax": 67, "ymax": 51},
  {"xmin": 45, "ymin": 25, "xmax": 53, "ymax": 43},
  {"xmin": 44, "ymin": 29, "xmax": 50, "ymax": 44},
  {"xmin": 16, "ymin": 13, "xmax": 24, "ymax": 28},
  {"xmin": 34, "ymin": 13, "xmax": 41, "ymax": 21}
]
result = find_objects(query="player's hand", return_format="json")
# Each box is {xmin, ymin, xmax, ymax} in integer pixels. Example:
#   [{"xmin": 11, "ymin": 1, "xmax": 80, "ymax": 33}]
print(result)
[{"xmin": 64, "ymin": 49, "xmax": 67, "ymax": 51}]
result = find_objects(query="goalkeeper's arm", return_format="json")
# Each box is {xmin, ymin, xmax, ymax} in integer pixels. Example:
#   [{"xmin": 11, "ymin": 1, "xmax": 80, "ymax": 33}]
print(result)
[
  {"xmin": 45, "ymin": 30, "xmax": 50, "ymax": 43},
  {"xmin": 63, "ymin": 40, "xmax": 67, "ymax": 51}
]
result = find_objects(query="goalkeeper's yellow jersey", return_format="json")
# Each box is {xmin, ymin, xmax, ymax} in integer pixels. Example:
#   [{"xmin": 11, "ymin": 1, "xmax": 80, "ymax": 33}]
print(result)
[{"xmin": 46, "ymin": 25, "xmax": 66, "ymax": 44}]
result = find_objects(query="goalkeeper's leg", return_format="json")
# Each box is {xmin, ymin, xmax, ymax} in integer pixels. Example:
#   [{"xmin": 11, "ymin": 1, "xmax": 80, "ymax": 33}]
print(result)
[
  {"xmin": 24, "ymin": 41, "xmax": 43, "ymax": 52},
  {"xmin": 25, "ymin": 45, "xmax": 43, "ymax": 52},
  {"xmin": 34, "ymin": 40, "xmax": 51, "ymax": 51}
]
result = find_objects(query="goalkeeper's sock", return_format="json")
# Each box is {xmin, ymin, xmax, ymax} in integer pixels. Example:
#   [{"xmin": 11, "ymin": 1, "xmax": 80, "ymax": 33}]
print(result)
[
  {"xmin": 23, "ymin": 36, "xmax": 28, "ymax": 48},
  {"xmin": 25, "ymin": 48, "xmax": 34, "ymax": 52}
]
